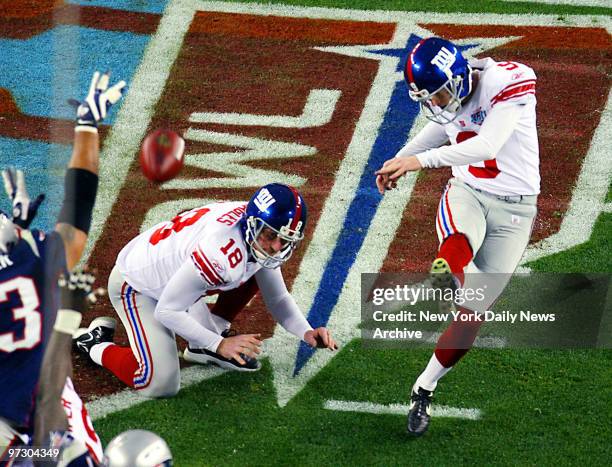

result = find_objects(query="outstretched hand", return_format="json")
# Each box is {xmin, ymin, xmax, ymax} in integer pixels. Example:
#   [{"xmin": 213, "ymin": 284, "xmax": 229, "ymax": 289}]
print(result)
[
  {"xmin": 375, "ymin": 156, "xmax": 422, "ymax": 194},
  {"xmin": 68, "ymin": 71, "xmax": 126, "ymax": 127},
  {"xmin": 304, "ymin": 327, "xmax": 338, "ymax": 351},
  {"xmin": 2, "ymin": 167, "xmax": 45, "ymax": 229},
  {"xmin": 58, "ymin": 267, "xmax": 106, "ymax": 314}
]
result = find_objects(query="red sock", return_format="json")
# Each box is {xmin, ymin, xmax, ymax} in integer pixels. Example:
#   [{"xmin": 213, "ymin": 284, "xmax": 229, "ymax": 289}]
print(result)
[
  {"xmin": 434, "ymin": 307, "xmax": 483, "ymax": 368},
  {"xmin": 101, "ymin": 345, "xmax": 139, "ymax": 388},
  {"xmin": 211, "ymin": 276, "xmax": 259, "ymax": 322},
  {"xmin": 436, "ymin": 233, "xmax": 473, "ymax": 284}
]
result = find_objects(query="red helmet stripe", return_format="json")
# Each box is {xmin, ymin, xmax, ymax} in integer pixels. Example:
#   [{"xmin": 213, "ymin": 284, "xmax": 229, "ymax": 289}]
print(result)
[
  {"xmin": 287, "ymin": 186, "xmax": 302, "ymax": 231},
  {"xmin": 405, "ymin": 38, "xmax": 426, "ymax": 86}
]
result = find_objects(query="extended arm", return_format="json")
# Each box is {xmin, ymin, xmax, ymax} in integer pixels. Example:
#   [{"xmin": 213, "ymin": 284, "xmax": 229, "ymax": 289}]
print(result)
[
  {"xmin": 395, "ymin": 120, "xmax": 449, "ymax": 159},
  {"xmin": 256, "ymin": 267, "xmax": 313, "ymax": 339},
  {"xmin": 415, "ymin": 102, "xmax": 524, "ymax": 168},
  {"xmin": 376, "ymin": 103, "xmax": 524, "ymax": 192},
  {"xmin": 55, "ymin": 72, "xmax": 125, "ymax": 269},
  {"xmin": 257, "ymin": 267, "xmax": 337, "ymax": 349},
  {"xmin": 34, "ymin": 270, "xmax": 102, "ymax": 448}
]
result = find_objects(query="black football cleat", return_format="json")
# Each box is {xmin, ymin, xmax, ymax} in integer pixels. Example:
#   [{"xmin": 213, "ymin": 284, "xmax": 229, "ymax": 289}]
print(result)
[
  {"xmin": 183, "ymin": 328, "xmax": 261, "ymax": 372},
  {"xmin": 183, "ymin": 347, "xmax": 261, "ymax": 372},
  {"xmin": 407, "ymin": 386, "xmax": 433, "ymax": 437},
  {"xmin": 73, "ymin": 317, "xmax": 116, "ymax": 357}
]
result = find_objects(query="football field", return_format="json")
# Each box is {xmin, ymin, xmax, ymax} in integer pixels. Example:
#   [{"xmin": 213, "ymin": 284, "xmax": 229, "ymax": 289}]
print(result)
[{"xmin": 1, "ymin": 0, "xmax": 610, "ymax": 465}]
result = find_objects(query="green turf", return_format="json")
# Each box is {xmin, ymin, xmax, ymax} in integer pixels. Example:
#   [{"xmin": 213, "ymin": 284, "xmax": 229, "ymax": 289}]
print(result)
[
  {"xmin": 220, "ymin": 0, "xmax": 612, "ymax": 16},
  {"xmin": 95, "ymin": 209, "xmax": 612, "ymax": 463},
  {"xmin": 95, "ymin": 342, "xmax": 612, "ymax": 466},
  {"xmin": 93, "ymin": 1, "xmax": 611, "ymax": 464},
  {"xmin": 528, "ymin": 213, "xmax": 612, "ymax": 273}
]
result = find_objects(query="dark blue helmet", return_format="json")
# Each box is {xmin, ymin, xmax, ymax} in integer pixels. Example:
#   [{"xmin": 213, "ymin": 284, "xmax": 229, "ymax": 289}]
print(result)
[
  {"xmin": 244, "ymin": 183, "xmax": 307, "ymax": 269},
  {"xmin": 404, "ymin": 37, "xmax": 473, "ymax": 124}
]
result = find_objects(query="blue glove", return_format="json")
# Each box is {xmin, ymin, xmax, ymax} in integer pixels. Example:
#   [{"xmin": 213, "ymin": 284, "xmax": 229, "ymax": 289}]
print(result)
[
  {"xmin": 2, "ymin": 167, "xmax": 45, "ymax": 229},
  {"xmin": 68, "ymin": 71, "xmax": 126, "ymax": 127}
]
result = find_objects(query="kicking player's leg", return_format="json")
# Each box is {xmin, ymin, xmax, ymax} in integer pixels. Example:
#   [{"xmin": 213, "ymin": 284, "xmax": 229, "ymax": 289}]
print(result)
[
  {"xmin": 418, "ymin": 179, "xmax": 488, "ymax": 385},
  {"xmin": 408, "ymin": 179, "xmax": 488, "ymax": 436},
  {"xmin": 435, "ymin": 180, "xmax": 487, "ymax": 268},
  {"xmin": 90, "ymin": 265, "xmax": 181, "ymax": 398}
]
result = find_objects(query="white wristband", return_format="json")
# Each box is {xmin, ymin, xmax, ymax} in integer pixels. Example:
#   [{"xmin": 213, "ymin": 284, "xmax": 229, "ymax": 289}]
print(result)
[
  {"xmin": 54, "ymin": 309, "xmax": 82, "ymax": 335},
  {"xmin": 75, "ymin": 126, "xmax": 98, "ymax": 134}
]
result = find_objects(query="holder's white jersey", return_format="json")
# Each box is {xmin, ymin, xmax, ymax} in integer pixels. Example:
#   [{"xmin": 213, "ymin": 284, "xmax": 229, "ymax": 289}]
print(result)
[
  {"xmin": 117, "ymin": 201, "xmax": 261, "ymax": 299},
  {"xmin": 448, "ymin": 58, "xmax": 539, "ymax": 195}
]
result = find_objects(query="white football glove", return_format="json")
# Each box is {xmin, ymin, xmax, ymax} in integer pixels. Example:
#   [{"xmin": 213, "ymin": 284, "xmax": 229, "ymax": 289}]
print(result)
[
  {"xmin": 69, "ymin": 71, "xmax": 126, "ymax": 127},
  {"xmin": 2, "ymin": 167, "xmax": 45, "ymax": 229},
  {"xmin": 0, "ymin": 212, "xmax": 18, "ymax": 254}
]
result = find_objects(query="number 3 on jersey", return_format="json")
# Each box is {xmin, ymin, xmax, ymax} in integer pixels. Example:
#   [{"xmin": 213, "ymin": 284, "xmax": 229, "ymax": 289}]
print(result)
[
  {"xmin": 220, "ymin": 239, "xmax": 243, "ymax": 268},
  {"xmin": 457, "ymin": 131, "xmax": 501, "ymax": 179},
  {"xmin": 150, "ymin": 208, "xmax": 210, "ymax": 245},
  {"xmin": 0, "ymin": 278, "xmax": 41, "ymax": 353}
]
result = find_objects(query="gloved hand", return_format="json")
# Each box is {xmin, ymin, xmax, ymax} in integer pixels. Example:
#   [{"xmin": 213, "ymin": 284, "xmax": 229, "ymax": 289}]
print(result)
[
  {"xmin": 68, "ymin": 71, "xmax": 126, "ymax": 127},
  {"xmin": 2, "ymin": 167, "xmax": 45, "ymax": 229},
  {"xmin": 58, "ymin": 267, "xmax": 106, "ymax": 313}
]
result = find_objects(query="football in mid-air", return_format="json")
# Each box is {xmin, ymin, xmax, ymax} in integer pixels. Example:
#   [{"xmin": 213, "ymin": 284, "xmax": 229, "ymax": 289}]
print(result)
[{"xmin": 140, "ymin": 129, "xmax": 185, "ymax": 183}]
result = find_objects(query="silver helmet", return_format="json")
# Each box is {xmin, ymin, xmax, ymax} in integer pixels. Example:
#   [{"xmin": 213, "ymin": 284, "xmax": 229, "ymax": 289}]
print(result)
[{"xmin": 102, "ymin": 430, "xmax": 172, "ymax": 467}]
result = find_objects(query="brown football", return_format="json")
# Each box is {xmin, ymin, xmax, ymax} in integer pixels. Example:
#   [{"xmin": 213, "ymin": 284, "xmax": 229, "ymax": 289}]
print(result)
[{"xmin": 140, "ymin": 129, "xmax": 185, "ymax": 183}]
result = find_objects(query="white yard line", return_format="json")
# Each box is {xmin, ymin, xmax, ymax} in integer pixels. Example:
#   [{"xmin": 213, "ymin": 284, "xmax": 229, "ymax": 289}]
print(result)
[
  {"xmin": 324, "ymin": 400, "xmax": 482, "ymax": 420},
  {"xmin": 499, "ymin": 0, "xmax": 610, "ymax": 7},
  {"xmin": 84, "ymin": 0, "xmax": 612, "ymax": 420}
]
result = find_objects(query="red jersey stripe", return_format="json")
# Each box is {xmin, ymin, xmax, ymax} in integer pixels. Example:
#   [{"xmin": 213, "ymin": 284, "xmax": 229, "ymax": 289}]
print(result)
[
  {"xmin": 492, "ymin": 90, "xmax": 536, "ymax": 106},
  {"xmin": 491, "ymin": 81, "xmax": 536, "ymax": 105},
  {"xmin": 192, "ymin": 251, "xmax": 222, "ymax": 286},
  {"xmin": 198, "ymin": 248, "xmax": 225, "ymax": 283}
]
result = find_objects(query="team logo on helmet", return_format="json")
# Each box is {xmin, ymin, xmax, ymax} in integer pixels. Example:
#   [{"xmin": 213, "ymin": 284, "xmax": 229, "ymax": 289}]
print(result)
[
  {"xmin": 430, "ymin": 47, "xmax": 456, "ymax": 73},
  {"xmin": 244, "ymin": 183, "xmax": 307, "ymax": 269},
  {"xmin": 253, "ymin": 188, "xmax": 276, "ymax": 211},
  {"xmin": 404, "ymin": 37, "xmax": 473, "ymax": 124}
]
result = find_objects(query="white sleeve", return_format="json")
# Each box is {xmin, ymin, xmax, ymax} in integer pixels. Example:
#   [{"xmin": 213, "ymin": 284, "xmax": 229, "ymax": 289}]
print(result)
[
  {"xmin": 394, "ymin": 121, "xmax": 449, "ymax": 158},
  {"xmin": 416, "ymin": 102, "xmax": 524, "ymax": 168},
  {"xmin": 154, "ymin": 260, "xmax": 223, "ymax": 352},
  {"xmin": 255, "ymin": 267, "xmax": 313, "ymax": 340}
]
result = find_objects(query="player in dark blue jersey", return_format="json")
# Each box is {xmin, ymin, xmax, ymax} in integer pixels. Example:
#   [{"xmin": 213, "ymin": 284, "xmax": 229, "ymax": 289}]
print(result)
[
  {"xmin": 0, "ymin": 71, "xmax": 125, "ymax": 464},
  {"xmin": 0, "ymin": 224, "xmax": 66, "ymax": 431}
]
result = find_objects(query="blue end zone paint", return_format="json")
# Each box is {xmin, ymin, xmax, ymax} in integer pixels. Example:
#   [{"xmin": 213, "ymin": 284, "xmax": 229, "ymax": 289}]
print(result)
[
  {"xmin": 67, "ymin": 0, "xmax": 170, "ymax": 14},
  {"xmin": 0, "ymin": 137, "xmax": 72, "ymax": 232},
  {"xmin": 293, "ymin": 35, "xmax": 424, "ymax": 375},
  {"xmin": 0, "ymin": 25, "xmax": 149, "ymax": 121},
  {"xmin": 293, "ymin": 36, "xmax": 480, "ymax": 375}
]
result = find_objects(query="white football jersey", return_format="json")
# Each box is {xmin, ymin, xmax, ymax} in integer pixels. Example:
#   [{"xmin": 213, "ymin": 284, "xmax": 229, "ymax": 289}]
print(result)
[
  {"xmin": 117, "ymin": 201, "xmax": 261, "ymax": 300},
  {"xmin": 61, "ymin": 377, "xmax": 104, "ymax": 464},
  {"xmin": 445, "ymin": 57, "xmax": 540, "ymax": 195}
]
